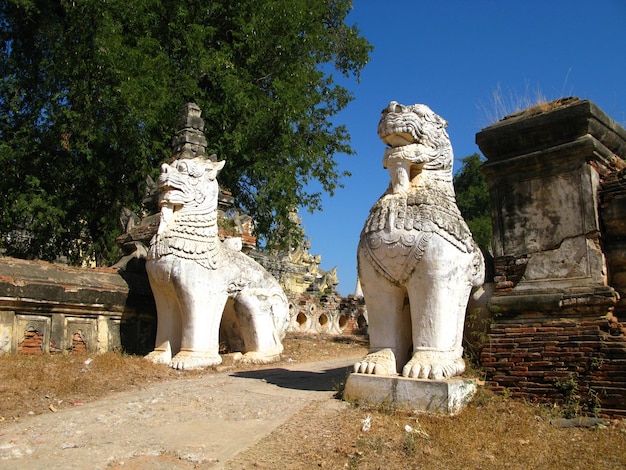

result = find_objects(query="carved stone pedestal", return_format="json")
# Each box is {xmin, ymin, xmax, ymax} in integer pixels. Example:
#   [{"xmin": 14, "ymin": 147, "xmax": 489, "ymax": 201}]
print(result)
[{"xmin": 343, "ymin": 373, "xmax": 476, "ymax": 415}]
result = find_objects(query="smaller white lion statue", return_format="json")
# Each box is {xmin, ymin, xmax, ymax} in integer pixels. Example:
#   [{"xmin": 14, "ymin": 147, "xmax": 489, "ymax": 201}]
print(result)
[{"xmin": 145, "ymin": 157, "xmax": 290, "ymax": 370}]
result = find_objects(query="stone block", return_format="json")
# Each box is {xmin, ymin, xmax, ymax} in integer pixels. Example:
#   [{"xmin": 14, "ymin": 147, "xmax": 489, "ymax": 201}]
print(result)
[
  {"xmin": 478, "ymin": 98, "xmax": 626, "ymax": 295},
  {"xmin": 0, "ymin": 311, "xmax": 14, "ymax": 354},
  {"xmin": 343, "ymin": 373, "xmax": 476, "ymax": 415}
]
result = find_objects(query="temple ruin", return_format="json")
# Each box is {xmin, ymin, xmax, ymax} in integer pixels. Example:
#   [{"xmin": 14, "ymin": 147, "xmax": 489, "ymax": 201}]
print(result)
[{"xmin": 477, "ymin": 98, "xmax": 626, "ymax": 417}]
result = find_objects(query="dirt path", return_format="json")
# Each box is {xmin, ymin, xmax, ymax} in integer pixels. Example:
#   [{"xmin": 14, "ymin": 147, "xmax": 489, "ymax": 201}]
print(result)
[{"xmin": 0, "ymin": 357, "xmax": 356, "ymax": 469}]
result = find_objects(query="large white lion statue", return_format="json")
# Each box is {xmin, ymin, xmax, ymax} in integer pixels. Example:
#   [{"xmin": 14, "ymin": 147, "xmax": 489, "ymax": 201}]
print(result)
[
  {"xmin": 354, "ymin": 101, "xmax": 485, "ymax": 380},
  {"xmin": 145, "ymin": 157, "xmax": 290, "ymax": 370}
]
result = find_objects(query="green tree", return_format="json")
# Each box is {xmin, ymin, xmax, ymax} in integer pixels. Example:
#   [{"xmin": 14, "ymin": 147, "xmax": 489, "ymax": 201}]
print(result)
[
  {"xmin": 0, "ymin": 0, "xmax": 372, "ymax": 264},
  {"xmin": 453, "ymin": 153, "xmax": 493, "ymax": 251}
]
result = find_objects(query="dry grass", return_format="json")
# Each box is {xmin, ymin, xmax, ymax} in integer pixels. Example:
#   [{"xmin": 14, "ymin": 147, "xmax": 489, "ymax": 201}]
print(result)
[
  {"xmin": 2, "ymin": 335, "xmax": 625, "ymax": 469},
  {"xmin": 232, "ymin": 390, "xmax": 626, "ymax": 470},
  {"xmin": 500, "ymin": 96, "xmax": 581, "ymax": 122},
  {"xmin": 478, "ymin": 82, "xmax": 548, "ymax": 125},
  {"xmin": 0, "ymin": 350, "xmax": 197, "ymax": 421},
  {"xmin": 477, "ymin": 81, "xmax": 581, "ymax": 126}
]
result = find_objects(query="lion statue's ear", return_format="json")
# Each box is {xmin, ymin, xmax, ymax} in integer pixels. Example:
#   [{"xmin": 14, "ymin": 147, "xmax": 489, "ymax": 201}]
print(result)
[
  {"xmin": 412, "ymin": 104, "xmax": 448, "ymax": 130},
  {"xmin": 426, "ymin": 108, "xmax": 448, "ymax": 130},
  {"xmin": 206, "ymin": 160, "xmax": 226, "ymax": 180}
]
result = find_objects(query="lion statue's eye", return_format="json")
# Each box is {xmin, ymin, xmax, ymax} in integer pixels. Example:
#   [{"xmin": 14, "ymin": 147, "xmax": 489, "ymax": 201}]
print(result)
[
  {"xmin": 189, "ymin": 163, "xmax": 205, "ymax": 178},
  {"xmin": 177, "ymin": 162, "xmax": 189, "ymax": 174}
]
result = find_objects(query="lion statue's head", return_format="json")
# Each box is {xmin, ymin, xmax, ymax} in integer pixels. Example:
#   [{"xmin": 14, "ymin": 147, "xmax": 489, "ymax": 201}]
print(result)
[
  {"xmin": 151, "ymin": 157, "xmax": 227, "ymax": 259},
  {"xmin": 158, "ymin": 158, "xmax": 225, "ymax": 214},
  {"xmin": 377, "ymin": 101, "xmax": 453, "ymax": 174}
]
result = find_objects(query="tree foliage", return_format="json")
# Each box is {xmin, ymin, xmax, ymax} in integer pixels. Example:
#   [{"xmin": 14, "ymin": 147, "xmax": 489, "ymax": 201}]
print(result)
[
  {"xmin": 453, "ymin": 153, "xmax": 493, "ymax": 251},
  {"xmin": 0, "ymin": 0, "xmax": 372, "ymax": 264}
]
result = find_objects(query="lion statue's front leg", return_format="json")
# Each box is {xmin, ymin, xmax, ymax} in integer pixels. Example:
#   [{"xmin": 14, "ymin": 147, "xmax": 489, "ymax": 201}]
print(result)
[
  {"xmin": 355, "ymin": 101, "xmax": 485, "ymax": 380},
  {"xmin": 146, "ymin": 256, "xmax": 228, "ymax": 370}
]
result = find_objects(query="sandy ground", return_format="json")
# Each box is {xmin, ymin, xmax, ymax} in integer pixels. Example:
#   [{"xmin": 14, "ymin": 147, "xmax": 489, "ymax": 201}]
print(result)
[{"xmin": 0, "ymin": 357, "xmax": 357, "ymax": 469}]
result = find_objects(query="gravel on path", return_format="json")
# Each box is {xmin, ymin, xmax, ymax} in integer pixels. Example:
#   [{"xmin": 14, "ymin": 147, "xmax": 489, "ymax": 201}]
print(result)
[{"xmin": 0, "ymin": 357, "xmax": 355, "ymax": 469}]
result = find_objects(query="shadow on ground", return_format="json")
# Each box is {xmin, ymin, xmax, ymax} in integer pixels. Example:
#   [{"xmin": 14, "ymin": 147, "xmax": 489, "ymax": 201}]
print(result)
[{"xmin": 233, "ymin": 364, "xmax": 353, "ymax": 392}]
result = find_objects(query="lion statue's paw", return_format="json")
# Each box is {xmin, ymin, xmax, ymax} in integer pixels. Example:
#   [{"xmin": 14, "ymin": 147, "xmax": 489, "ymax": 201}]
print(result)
[
  {"xmin": 353, "ymin": 348, "xmax": 397, "ymax": 376},
  {"xmin": 144, "ymin": 349, "xmax": 172, "ymax": 365},
  {"xmin": 170, "ymin": 350, "xmax": 223, "ymax": 370},
  {"xmin": 238, "ymin": 350, "xmax": 282, "ymax": 365},
  {"xmin": 402, "ymin": 351, "xmax": 466, "ymax": 380}
]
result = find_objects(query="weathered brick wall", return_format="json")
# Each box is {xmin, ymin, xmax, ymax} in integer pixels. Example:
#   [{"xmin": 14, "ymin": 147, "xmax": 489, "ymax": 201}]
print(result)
[
  {"xmin": 601, "ymin": 170, "xmax": 626, "ymax": 318},
  {"xmin": 481, "ymin": 314, "xmax": 626, "ymax": 417},
  {"xmin": 0, "ymin": 257, "xmax": 157, "ymax": 356},
  {"xmin": 477, "ymin": 99, "xmax": 626, "ymax": 418},
  {"xmin": 492, "ymin": 255, "xmax": 528, "ymax": 292},
  {"xmin": 17, "ymin": 328, "xmax": 45, "ymax": 355}
]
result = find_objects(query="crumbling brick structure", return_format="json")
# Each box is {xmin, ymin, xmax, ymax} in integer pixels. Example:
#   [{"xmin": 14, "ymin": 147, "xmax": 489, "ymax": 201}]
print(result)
[
  {"xmin": 0, "ymin": 257, "xmax": 156, "ymax": 355},
  {"xmin": 287, "ymin": 292, "xmax": 367, "ymax": 336},
  {"xmin": 477, "ymin": 98, "xmax": 626, "ymax": 417}
]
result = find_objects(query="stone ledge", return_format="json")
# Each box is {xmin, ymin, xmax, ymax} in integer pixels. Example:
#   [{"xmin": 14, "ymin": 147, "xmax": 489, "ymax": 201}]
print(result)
[
  {"xmin": 343, "ymin": 373, "xmax": 476, "ymax": 415},
  {"xmin": 476, "ymin": 98, "xmax": 626, "ymax": 161}
]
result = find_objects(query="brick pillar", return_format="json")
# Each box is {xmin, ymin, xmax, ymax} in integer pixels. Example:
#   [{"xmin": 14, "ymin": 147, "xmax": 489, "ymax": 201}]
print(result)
[{"xmin": 476, "ymin": 98, "xmax": 626, "ymax": 417}]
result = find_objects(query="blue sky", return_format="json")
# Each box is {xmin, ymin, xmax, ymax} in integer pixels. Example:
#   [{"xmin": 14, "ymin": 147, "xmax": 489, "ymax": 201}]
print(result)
[{"xmin": 300, "ymin": 0, "xmax": 626, "ymax": 296}]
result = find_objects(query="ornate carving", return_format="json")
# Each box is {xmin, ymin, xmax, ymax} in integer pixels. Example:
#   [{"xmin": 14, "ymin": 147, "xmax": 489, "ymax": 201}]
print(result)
[
  {"xmin": 145, "ymin": 156, "xmax": 290, "ymax": 370},
  {"xmin": 148, "ymin": 159, "xmax": 222, "ymax": 270},
  {"xmin": 355, "ymin": 101, "xmax": 484, "ymax": 380}
]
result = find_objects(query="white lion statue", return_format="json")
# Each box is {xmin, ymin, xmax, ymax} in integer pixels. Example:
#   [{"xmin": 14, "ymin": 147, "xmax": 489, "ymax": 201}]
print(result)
[
  {"xmin": 355, "ymin": 101, "xmax": 485, "ymax": 380},
  {"xmin": 145, "ymin": 157, "xmax": 290, "ymax": 370}
]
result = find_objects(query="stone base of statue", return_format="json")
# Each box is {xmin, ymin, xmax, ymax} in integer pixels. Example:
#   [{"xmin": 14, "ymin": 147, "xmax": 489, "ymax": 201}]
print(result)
[{"xmin": 343, "ymin": 373, "xmax": 476, "ymax": 415}]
